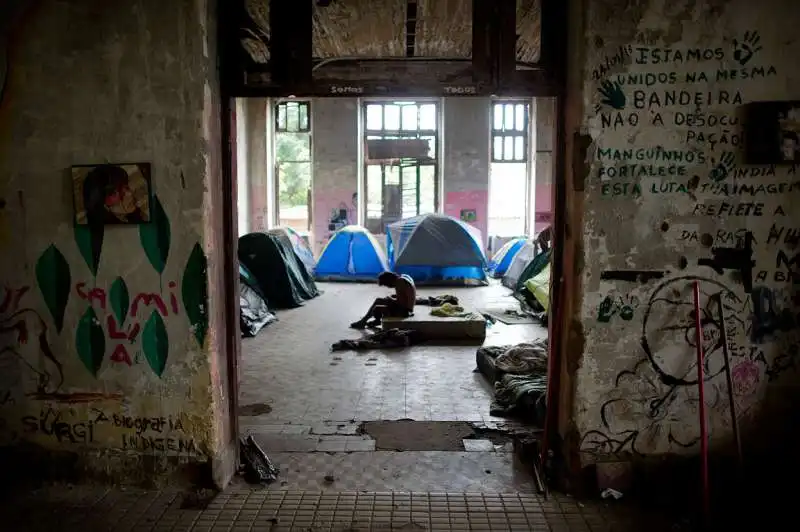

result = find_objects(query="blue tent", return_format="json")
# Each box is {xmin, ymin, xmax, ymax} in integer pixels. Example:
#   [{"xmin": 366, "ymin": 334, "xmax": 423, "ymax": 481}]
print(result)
[
  {"xmin": 488, "ymin": 237, "xmax": 527, "ymax": 278},
  {"xmin": 387, "ymin": 214, "xmax": 488, "ymax": 286},
  {"xmin": 315, "ymin": 225, "xmax": 389, "ymax": 281}
]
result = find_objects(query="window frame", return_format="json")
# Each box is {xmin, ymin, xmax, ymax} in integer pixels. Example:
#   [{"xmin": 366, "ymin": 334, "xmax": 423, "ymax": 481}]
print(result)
[
  {"xmin": 273, "ymin": 99, "xmax": 313, "ymax": 233},
  {"xmin": 491, "ymin": 101, "xmax": 530, "ymax": 163},
  {"xmin": 488, "ymin": 99, "xmax": 533, "ymax": 238},
  {"xmin": 275, "ymin": 100, "xmax": 311, "ymax": 133},
  {"xmin": 362, "ymin": 100, "xmax": 441, "ymax": 229}
]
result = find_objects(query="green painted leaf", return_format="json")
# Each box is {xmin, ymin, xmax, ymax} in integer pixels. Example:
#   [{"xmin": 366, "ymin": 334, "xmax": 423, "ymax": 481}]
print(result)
[
  {"xmin": 76, "ymin": 306, "xmax": 105, "ymax": 376},
  {"xmin": 109, "ymin": 277, "xmax": 130, "ymax": 325},
  {"xmin": 35, "ymin": 245, "xmax": 72, "ymax": 333},
  {"xmin": 139, "ymin": 195, "xmax": 170, "ymax": 274},
  {"xmin": 182, "ymin": 242, "xmax": 208, "ymax": 347},
  {"xmin": 74, "ymin": 223, "xmax": 104, "ymax": 276},
  {"xmin": 142, "ymin": 310, "xmax": 169, "ymax": 377}
]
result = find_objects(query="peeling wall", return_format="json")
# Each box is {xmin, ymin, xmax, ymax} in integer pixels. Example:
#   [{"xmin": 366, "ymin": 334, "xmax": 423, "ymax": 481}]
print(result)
[
  {"xmin": 570, "ymin": 0, "xmax": 800, "ymax": 464},
  {"xmin": 443, "ymin": 98, "xmax": 491, "ymax": 245},
  {"xmin": 0, "ymin": 0, "xmax": 227, "ymax": 485},
  {"xmin": 312, "ymin": 98, "xmax": 360, "ymax": 254}
]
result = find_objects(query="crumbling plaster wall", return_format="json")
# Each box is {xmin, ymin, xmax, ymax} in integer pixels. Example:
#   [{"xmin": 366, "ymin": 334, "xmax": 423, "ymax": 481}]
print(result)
[
  {"xmin": 312, "ymin": 98, "xmax": 360, "ymax": 253},
  {"xmin": 567, "ymin": 0, "xmax": 800, "ymax": 466},
  {"xmin": 0, "ymin": 0, "xmax": 231, "ymax": 485}
]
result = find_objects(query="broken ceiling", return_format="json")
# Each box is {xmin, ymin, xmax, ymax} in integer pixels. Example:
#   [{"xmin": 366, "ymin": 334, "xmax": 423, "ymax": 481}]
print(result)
[{"xmin": 240, "ymin": 0, "xmax": 541, "ymax": 65}]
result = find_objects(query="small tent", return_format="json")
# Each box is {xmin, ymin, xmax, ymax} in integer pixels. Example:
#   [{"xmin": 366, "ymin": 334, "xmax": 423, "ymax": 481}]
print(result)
[
  {"xmin": 502, "ymin": 240, "xmax": 537, "ymax": 290},
  {"xmin": 315, "ymin": 225, "xmax": 389, "ymax": 281},
  {"xmin": 267, "ymin": 227, "xmax": 315, "ymax": 275},
  {"xmin": 387, "ymin": 214, "xmax": 487, "ymax": 285},
  {"xmin": 488, "ymin": 237, "xmax": 527, "ymax": 278},
  {"xmin": 523, "ymin": 262, "xmax": 552, "ymax": 312},
  {"xmin": 238, "ymin": 232, "xmax": 320, "ymax": 309},
  {"xmin": 239, "ymin": 263, "xmax": 276, "ymax": 337}
]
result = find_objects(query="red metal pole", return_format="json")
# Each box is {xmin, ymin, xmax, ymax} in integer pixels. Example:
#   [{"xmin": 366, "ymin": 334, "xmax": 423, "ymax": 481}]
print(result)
[{"xmin": 692, "ymin": 280, "xmax": 710, "ymax": 520}]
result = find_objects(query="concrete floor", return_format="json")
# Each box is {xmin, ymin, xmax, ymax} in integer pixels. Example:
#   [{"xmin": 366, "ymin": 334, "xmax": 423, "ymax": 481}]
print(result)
[
  {"xmin": 238, "ymin": 281, "xmax": 551, "ymax": 497},
  {"xmin": 239, "ymin": 281, "xmax": 547, "ymax": 426}
]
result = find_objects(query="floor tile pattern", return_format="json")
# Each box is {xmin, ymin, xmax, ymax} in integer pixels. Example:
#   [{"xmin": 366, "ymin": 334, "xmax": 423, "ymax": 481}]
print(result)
[
  {"xmin": 0, "ymin": 485, "xmax": 678, "ymax": 531},
  {"xmin": 246, "ymin": 451, "xmax": 537, "ymax": 493},
  {"xmin": 239, "ymin": 282, "xmax": 547, "ymax": 426}
]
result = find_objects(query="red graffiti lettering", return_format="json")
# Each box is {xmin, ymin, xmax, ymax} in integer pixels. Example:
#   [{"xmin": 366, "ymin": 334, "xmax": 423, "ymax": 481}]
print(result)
[
  {"xmin": 110, "ymin": 344, "xmax": 132, "ymax": 366},
  {"xmin": 128, "ymin": 323, "xmax": 141, "ymax": 342},
  {"xmin": 106, "ymin": 316, "xmax": 128, "ymax": 340},
  {"xmin": 88, "ymin": 288, "xmax": 107, "ymax": 310},
  {"xmin": 76, "ymin": 282, "xmax": 89, "ymax": 301},
  {"xmin": 131, "ymin": 293, "xmax": 167, "ymax": 317}
]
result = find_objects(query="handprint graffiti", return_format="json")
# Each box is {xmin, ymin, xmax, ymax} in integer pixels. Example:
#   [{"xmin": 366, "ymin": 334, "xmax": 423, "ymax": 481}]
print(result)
[
  {"xmin": 597, "ymin": 80, "xmax": 626, "ymax": 110},
  {"xmin": 732, "ymin": 31, "xmax": 762, "ymax": 66},
  {"xmin": 708, "ymin": 152, "xmax": 736, "ymax": 182},
  {"xmin": 597, "ymin": 294, "xmax": 639, "ymax": 323}
]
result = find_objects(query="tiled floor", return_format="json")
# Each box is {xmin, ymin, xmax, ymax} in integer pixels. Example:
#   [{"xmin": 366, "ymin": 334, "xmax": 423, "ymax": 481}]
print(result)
[
  {"xmin": 237, "ymin": 451, "xmax": 536, "ymax": 492},
  {"xmin": 239, "ymin": 281, "xmax": 547, "ymax": 426},
  {"xmin": 30, "ymin": 281, "xmax": 667, "ymax": 530},
  {"xmin": 0, "ymin": 484, "xmax": 678, "ymax": 531}
]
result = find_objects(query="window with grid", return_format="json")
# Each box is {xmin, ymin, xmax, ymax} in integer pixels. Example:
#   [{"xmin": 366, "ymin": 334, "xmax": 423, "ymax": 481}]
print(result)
[
  {"xmin": 275, "ymin": 101, "xmax": 311, "ymax": 133},
  {"xmin": 488, "ymin": 101, "xmax": 530, "ymax": 238},
  {"xmin": 274, "ymin": 101, "xmax": 312, "ymax": 236},
  {"xmin": 492, "ymin": 102, "xmax": 528, "ymax": 162},
  {"xmin": 363, "ymin": 102, "xmax": 439, "ymax": 235}
]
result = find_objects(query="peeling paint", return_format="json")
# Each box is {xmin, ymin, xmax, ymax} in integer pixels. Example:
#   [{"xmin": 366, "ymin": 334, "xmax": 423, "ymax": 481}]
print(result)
[{"xmin": 572, "ymin": 0, "xmax": 800, "ymax": 464}]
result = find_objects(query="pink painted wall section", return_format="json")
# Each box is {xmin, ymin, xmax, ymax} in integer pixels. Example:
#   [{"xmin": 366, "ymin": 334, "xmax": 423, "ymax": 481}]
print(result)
[
  {"xmin": 444, "ymin": 190, "xmax": 489, "ymax": 249},
  {"xmin": 534, "ymin": 183, "xmax": 553, "ymax": 233},
  {"xmin": 312, "ymin": 188, "xmax": 357, "ymax": 255}
]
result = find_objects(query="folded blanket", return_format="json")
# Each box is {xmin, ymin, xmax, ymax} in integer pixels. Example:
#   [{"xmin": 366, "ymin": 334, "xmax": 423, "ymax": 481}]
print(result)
[{"xmin": 331, "ymin": 328, "xmax": 425, "ymax": 352}]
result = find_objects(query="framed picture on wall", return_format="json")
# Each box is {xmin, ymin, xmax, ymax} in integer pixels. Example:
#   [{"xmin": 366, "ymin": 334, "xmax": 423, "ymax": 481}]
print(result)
[
  {"xmin": 460, "ymin": 209, "xmax": 477, "ymax": 223},
  {"xmin": 72, "ymin": 163, "xmax": 152, "ymax": 225},
  {"xmin": 743, "ymin": 101, "xmax": 800, "ymax": 164}
]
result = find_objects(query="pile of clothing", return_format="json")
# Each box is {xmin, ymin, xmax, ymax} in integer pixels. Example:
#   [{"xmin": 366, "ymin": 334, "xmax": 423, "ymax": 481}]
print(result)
[
  {"xmin": 475, "ymin": 338, "xmax": 548, "ymax": 424},
  {"xmin": 331, "ymin": 328, "xmax": 425, "ymax": 352}
]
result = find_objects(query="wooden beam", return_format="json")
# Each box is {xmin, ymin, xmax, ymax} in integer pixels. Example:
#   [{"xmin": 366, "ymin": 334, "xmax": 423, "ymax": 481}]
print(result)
[
  {"xmin": 495, "ymin": 0, "xmax": 517, "ymax": 86},
  {"xmin": 269, "ymin": 0, "xmax": 312, "ymax": 84},
  {"xmin": 539, "ymin": 0, "xmax": 568, "ymax": 83},
  {"xmin": 472, "ymin": 0, "xmax": 493, "ymax": 84}
]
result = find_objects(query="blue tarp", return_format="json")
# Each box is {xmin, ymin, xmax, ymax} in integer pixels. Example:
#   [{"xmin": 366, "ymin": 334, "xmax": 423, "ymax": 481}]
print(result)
[
  {"xmin": 387, "ymin": 214, "xmax": 488, "ymax": 286},
  {"xmin": 488, "ymin": 237, "xmax": 526, "ymax": 278},
  {"xmin": 315, "ymin": 225, "xmax": 389, "ymax": 282}
]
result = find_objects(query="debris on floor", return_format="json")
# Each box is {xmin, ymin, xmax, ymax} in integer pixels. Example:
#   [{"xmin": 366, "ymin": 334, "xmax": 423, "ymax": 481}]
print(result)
[
  {"xmin": 415, "ymin": 294, "xmax": 459, "ymax": 306},
  {"xmin": 602, "ymin": 488, "xmax": 624, "ymax": 500},
  {"xmin": 331, "ymin": 328, "xmax": 425, "ymax": 351},
  {"xmin": 239, "ymin": 435, "xmax": 280, "ymax": 484},
  {"xmin": 239, "ymin": 402, "xmax": 273, "ymax": 416},
  {"xmin": 475, "ymin": 339, "xmax": 548, "ymax": 423}
]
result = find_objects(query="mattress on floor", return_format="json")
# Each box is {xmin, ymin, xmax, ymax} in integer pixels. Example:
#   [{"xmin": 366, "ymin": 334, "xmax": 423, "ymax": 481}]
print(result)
[
  {"xmin": 475, "ymin": 345, "xmax": 509, "ymax": 385},
  {"xmin": 381, "ymin": 309, "xmax": 486, "ymax": 341}
]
